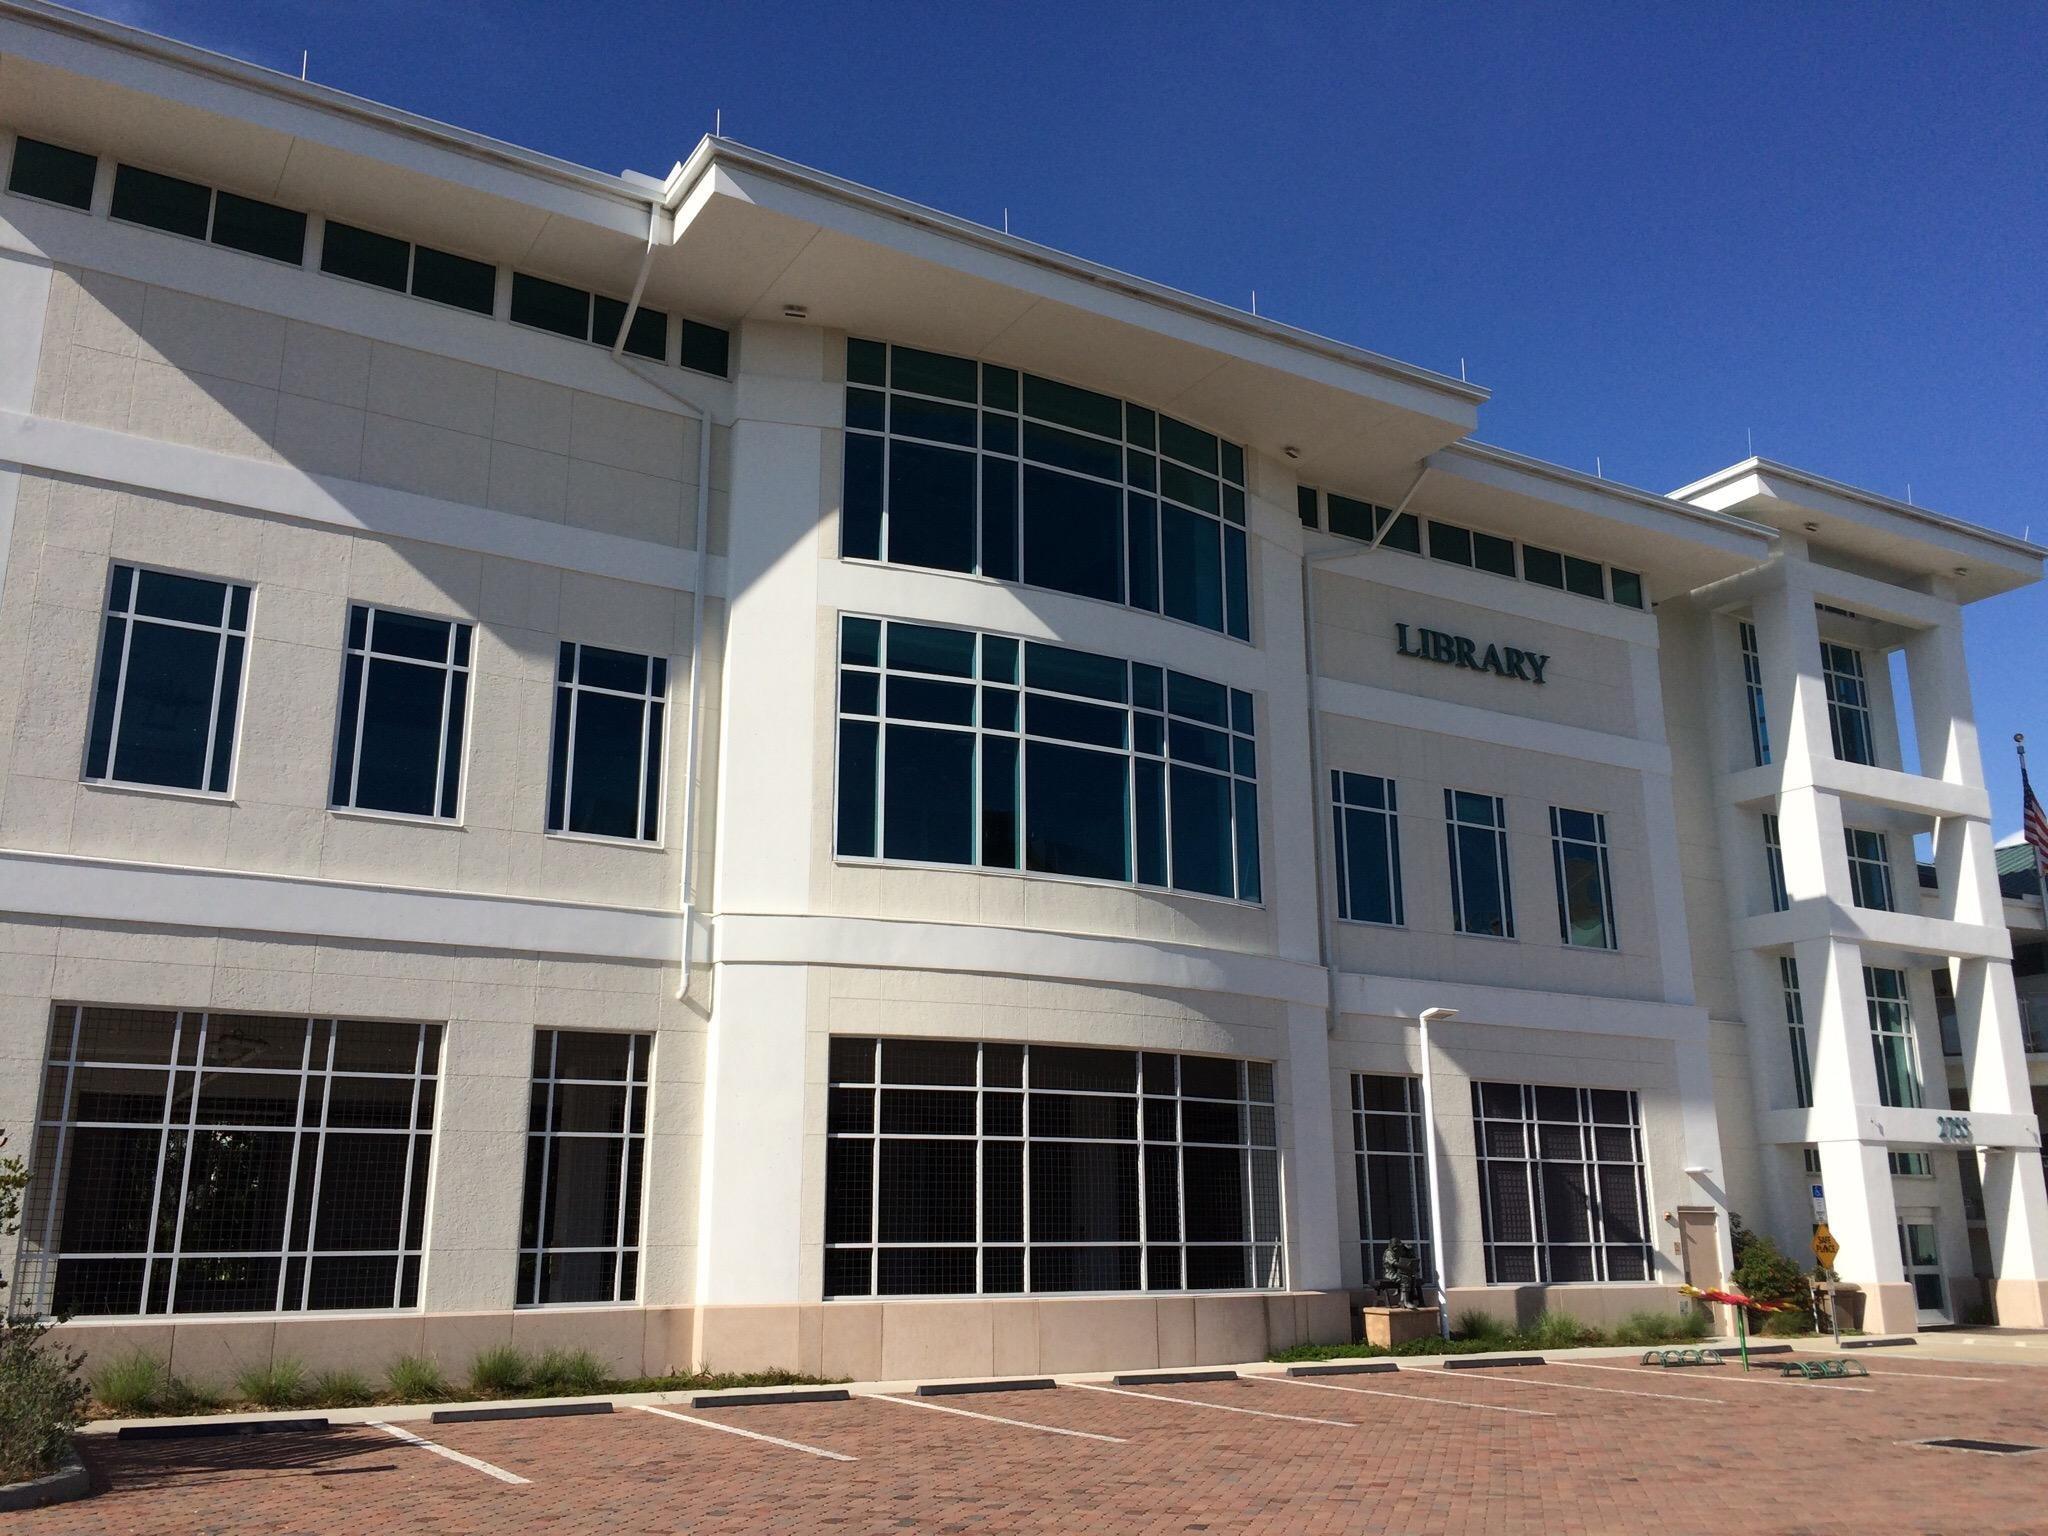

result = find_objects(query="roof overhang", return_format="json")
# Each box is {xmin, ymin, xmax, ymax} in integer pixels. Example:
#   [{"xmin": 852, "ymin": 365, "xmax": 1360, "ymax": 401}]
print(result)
[
  {"xmin": 1672, "ymin": 458, "xmax": 2042, "ymax": 603},
  {"xmin": 664, "ymin": 139, "xmax": 1487, "ymax": 482},
  {"xmin": 1416, "ymin": 442, "xmax": 1777, "ymax": 597}
]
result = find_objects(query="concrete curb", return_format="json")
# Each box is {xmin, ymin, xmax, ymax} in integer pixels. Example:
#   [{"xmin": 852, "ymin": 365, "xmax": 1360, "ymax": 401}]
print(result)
[
  {"xmin": 1840, "ymin": 1336, "xmax": 1918, "ymax": 1350},
  {"xmin": 915, "ymin": 1378, "xmax": 1054, "ymax": 1397},
  {"xmin": 118, "ymin": 1417, "xmax": 329, "ymax": 1441},
  {"xmin": 0, "ymin": 1448, "xmax": 90, "ymax": 1512},
  {"xmin": 1440, "ymin": 1354, "xmax": 1545, "ymax": 1370},
  {"xmin": 1286, "ymin": 1361, "xmax": 1399, "ymax": 1377},
  {"xmin": 1112, "ymin": 1369, "xmax": 1237, "ymax": 1386},
  {"xmin": 432, "ymin": 1400, "xmax": 612, "ymax": 1424},
  {"xmin": 688, "ymin": 1388, "xmax": 849, "ymax": 1409}
]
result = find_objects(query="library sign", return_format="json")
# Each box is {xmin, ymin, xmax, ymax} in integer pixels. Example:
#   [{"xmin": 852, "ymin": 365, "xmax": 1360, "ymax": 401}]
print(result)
[{"xmin": 1394, "ymin": 622, "xmax": 1550, "ymax": 685}]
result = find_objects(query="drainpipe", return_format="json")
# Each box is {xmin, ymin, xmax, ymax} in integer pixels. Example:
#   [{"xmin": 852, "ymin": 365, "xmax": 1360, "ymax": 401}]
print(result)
[
  {"xmin": 604, "ymin": 192, "xmax": 714, "ymax": 998},
  {"xmin": 1365, "ymin": 464, "xmax": 1432, "ymax": 551},
  {"xmin": 1417, "ymin": 1005, "xmax": 1458, "ymax": 1339}
]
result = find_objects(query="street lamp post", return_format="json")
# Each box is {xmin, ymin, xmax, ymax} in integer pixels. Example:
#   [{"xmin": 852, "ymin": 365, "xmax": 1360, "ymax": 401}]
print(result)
[{"xmin": 1417, "ymin": 1006, "xmax": 1458, "ymax": 1340}]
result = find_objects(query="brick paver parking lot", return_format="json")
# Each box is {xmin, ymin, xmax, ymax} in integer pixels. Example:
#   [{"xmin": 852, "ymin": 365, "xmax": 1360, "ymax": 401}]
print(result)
[{"xmin": 19, "ymin": 1355, "xmax": 2048, "ymax": 1535}]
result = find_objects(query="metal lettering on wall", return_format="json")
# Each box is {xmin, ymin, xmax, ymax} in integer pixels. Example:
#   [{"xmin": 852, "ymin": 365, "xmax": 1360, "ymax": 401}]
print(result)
[{"xmin": 1394, "ymin": 623, "xmax": 1551, "ymax": 684}]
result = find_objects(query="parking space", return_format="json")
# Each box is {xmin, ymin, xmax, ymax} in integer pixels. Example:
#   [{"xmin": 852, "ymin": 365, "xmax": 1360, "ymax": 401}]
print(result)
[{"xmin": 22, "ymin": 1356, "xmax": 2048, "ymax": 1534}]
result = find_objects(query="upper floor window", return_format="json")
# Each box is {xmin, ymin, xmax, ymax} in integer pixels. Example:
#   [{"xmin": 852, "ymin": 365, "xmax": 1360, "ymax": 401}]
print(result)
[
  {"xmin": 1332, "ymin": 771, "xmax": 1403, "ymax": 926},
  {"xmin": 7, "ymin": 135, "xmax": 96, "ymax": 210},
  {"xmin": 1762, "ymin": 813, "xmax": 1789, "ymax": 912},
  {"xmin": 547, "ymin": 643, "xmax": 667, "ymax": 843},
  {"xmin": 1844, "ymin": 827, "xmax": 1895, "ymax": 911},
  {"xmin": 1866, "ymin": 966, "xmax": 1921, "ymax": 1108},
  {"xmin": 1445, "ymin": 790, "xmax": 1513, "ymax": 938},
  {"xmin": 330, "ymin": 605, "xmax": 472, "ymax": 821},
  {"xmin": 1821, "ymin": 642, "xmax": 1876, "ymax": 766},
  {"xmin": 510, "ymin": 271, "xmax": 668, "ymax": 362},
  {"xmin": 841, "ymin": 340, "xmax": 1250, "ymax": 640},
  {"xmin": 86, "ymin": 564, "xmax": 250, "ymax": 795},
  {"xmin": 322, "ymin": 220, "xmax": 496, "ymax": 316},
  {"xmin": 111, "ymin": 163, "xmax": 306, "ymax": 265},
  {"xmin": 1298, "ymin": 487, "xmax": 1642, "ymax": 609},
  {"xmin": 834, "ymin": 616, "xmax": 1261, "ymax": 902},
  {"xmin": 1782, "ymin": 955, "xmax": 1812, "ymax": 1109},
  {"xmin": 1549, "ymin": 807, "xmax": 1616, "ymax": 949},
  {"xmin": 1739, "ymin": 620, "xmax": 1770, "ymax": 767}
]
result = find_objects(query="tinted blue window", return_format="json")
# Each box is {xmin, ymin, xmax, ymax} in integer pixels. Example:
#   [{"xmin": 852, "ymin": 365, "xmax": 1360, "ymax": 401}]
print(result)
[
  {"xmin": 1168, "ymin": 767, "xmax": 1233, "ymax": 897},
  {"xmin": 1022, "ymin": 467, "xmax": 1121, "ymax": 603},
  {"xmin": 887, "ymin": 442, "xmax": 976, "ymax": 573},
  {"xmin": 882, "ymin": 726, "xmax": 973, "ymax": 864},
  {"xmin": 1160, "ymin": 504, "xmax": 1222, "ymax": 630},
  {"xmin": 87, "ymin": 565, "xmax": 249, "ymax": 794},
  {"xmin": 1025, "ymin": 741, "xmax": 1128, "ymax": 881}
]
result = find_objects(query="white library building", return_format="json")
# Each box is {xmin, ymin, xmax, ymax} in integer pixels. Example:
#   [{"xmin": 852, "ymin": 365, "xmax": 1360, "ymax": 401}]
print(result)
[{"xmin": 1, "ymin": 1, "xmax": 2044, "ymax": 1384}]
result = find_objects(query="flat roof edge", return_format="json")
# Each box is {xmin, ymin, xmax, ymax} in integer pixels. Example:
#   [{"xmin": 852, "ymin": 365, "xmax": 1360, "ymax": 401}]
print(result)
[
  {"xmin": 678, "ymin": 137, "xmax": 1491, "ymax": 411},
  {"xmin": 0, "ymin": 0, "xmax": 654, "ymax": 210},
  {"xmin": 1436, "ymin": 441, "xmax": 1778, "ymax": 544},
  {"xmin": 1673, "ymin": 457, "xmax": 2044, "ymax": 562}
]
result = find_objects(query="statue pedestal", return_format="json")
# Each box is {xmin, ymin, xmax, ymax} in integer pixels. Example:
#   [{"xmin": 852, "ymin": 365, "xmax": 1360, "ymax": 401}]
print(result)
[{"xmin": 1360, "ymin": 1306, "xmax": 1438, "ymax": 1349}]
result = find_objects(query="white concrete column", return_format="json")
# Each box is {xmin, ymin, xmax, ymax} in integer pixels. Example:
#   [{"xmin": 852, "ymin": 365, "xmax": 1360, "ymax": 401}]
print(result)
[
  {"xmin": 1748, "ymin": 560, "xmax": 1832, "ymax": 773},
  {"xmin": 1282, "ymin": 1000, "xmax": 1344, "ymax": 1292}
]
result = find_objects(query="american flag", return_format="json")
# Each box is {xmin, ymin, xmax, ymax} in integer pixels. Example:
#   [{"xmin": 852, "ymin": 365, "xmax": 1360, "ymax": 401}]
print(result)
[{"xmin": 2026, "ymin": 761, "xmax": 2048, "ymax": 882}]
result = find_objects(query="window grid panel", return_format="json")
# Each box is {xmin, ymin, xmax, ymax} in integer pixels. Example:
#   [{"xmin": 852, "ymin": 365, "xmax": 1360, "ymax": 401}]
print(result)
[
  {"xmin": 330, "ymin": 605, "xmax": 472, "ymax": 821},
  {"xmin": 1548, "ymin": 807, "xmax": 1617, "ymax": 950},
  {"xmin": 546, "ymin": 643, "xmax": 668, "ymax": 843},
  {"xmin": 1445, "ymin": 790, "xmax": 1514, "ymax": 938},
  {"xmin": 834, "ymin": 616, "xmax": 1260, "ymax": 903},
  {"xmin": 1865, "ymin": 966, "xmax": 1923, "ymax": 1109},
  {"xmin": 1762, "ymin": 814, "xmax": 1789, "ymax": 913},
  {"xmin": 843, "ymin": 340, "xmax": 1251, "ymax": 642},
  {"xmin": 87, "ymin": 564, "xmax": 252, "ymax": 795},
  {"xmin": 19, "ymin": 1006, "xmax": 440, "ymax": 1318},
  {"xmin": 1781, "ymin": 955, "xmax": 1813, "ymax": 1109},
  {"xmin": 823, "ymin": 1039, "xmax": 1281, "ymax": 1299},
  {"xmin": 1821, "ymin": 642, "xmax": 1876, "ymax": 766},
  {"xmin": 1844, "ymin": 828, "xmax": 1895, "ymax": 912},
  {"xmin": 518, "ymin": 1030, "xmax": 651, "ymax": 1305},
  {"xmin": 1739, "ymin": 620, "xmax": 1771, "ymax": 767},
  {"xmin": 1470, "ymin": 1081, "xmax": 1652, "ymax": 1285},
  {"xmin": 1351, "ymin": 1074, "xmax": 1431, "ymax": 1286},
  {"xmin": 1333, "ymin": 772, "xmax": 1404, "ymax": 926}
]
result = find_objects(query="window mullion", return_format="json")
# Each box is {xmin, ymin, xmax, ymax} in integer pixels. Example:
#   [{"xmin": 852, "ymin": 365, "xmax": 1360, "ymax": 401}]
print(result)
[
  {"xmin": 299, "ymin": 1022, "xmax": 339, "ymax": 1310},
  {"xmin": 162, "ymin": 1010, "xmax": 210, "ymax": 1313},
  {"xmin": 271, "ymin": 1018, "xmax": 314, "ymax": 1312},
  {"xmin": 39, "ymin": 1007, "xmax": 83, "ymax": 1313}
]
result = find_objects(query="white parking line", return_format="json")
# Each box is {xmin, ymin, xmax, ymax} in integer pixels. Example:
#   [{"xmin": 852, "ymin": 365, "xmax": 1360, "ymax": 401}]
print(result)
[
  {"xmin": 1557, "ymin": 1361, "xmax": 1876, "ymax": 1394},
  {"xmin": 1851, "ymin": 1367, "xmax": 1999, "ymax": 1383},
  {"xmin": 1071, "ymin": 1381, "xmax": 1358, "ymax": 1427},
  {"xmin": 1264, "ymin": 1376, "xmax": 1555, "ymax": 1418},
  {"xmin": 1412, "ymin": 1368, "xmax": 1724, "ymax": 1405},
  {"xmin": 873, "ymin": 1392, "xmax": 1125, "ymax": 1443},
  {"xmin": 633, "ymin": 1403, "xmax": 857, "ymax": 1461},
  {"xmin": 369, "ymin": 1420, "xmax": 530, "ymax": 1485}
]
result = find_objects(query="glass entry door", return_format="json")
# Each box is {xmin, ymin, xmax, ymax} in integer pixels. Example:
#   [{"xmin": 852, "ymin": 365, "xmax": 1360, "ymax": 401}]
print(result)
[{"xmin": 1897, "ymin": 1216, "xmax": 1948, "ymax": 1326}]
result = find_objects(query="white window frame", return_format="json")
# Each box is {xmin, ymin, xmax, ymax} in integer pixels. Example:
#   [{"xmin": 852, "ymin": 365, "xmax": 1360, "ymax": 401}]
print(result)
[
  {"xmin": 1445, "ymin": 789, "xmax": 1515, "ymax": 938},
  {"xmin": 1470, "ymin": 1081, "xmax": 1653, "ymax": 1286},
  {"xmin": 84, "ymin": 562, "xmax": 252, "ymax": 798},
  {"xmin": 1548, "ymin": 806, "xmax": 1618, "ymax": 950},
  {"xmin": 1739, "ymin": 619, "xmax": 1770, "ymax": 767},
  {"xmin": 518, "ymin": 1029, "xmax": 651, "ymax": 1307},
  {"xmin": 1782, "ymin": 955, "xmax": 1813, "ymax": 1109},
  {"xmin": 1332, "ymin": 771, "xmax": 1403, "ymax": 926},
  {"xmin": 1351, "ymin": 1073, "xmax": 1431, "ymax": 1287},
  {"xmin": 329, "ymin": 603, "xmax": 473, "ymax": 823},
  {"xmin": 1763, "ymin": 813, "xmax": 1790, "ymax": 912},
  {"xmin": 1821, "ymin": 641, "xmax": 1876, "ymax": 766},
  {"xmin": 546, "ymin": 641, "xmax": 668, "ymax": 844},
  {"xmin": 1865, "ymin": 965, "xmax": 1923, "ymax": 1109},
  {"xmin": 1844, "ymin": 827, "xmax": 1895, "ymax": 911}
]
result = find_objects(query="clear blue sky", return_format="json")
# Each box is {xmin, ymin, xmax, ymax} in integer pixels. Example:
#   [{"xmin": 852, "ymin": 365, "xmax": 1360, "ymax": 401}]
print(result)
[{"xmin": 89, "ymin": 0, "xmax": 2048, "ymax": 832}]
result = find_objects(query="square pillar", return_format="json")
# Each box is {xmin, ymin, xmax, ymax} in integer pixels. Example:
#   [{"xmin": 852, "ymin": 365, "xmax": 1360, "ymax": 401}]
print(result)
[{"xmin": 1953, "ymin": 956, "xmax": 2048, "ymax": 1321}]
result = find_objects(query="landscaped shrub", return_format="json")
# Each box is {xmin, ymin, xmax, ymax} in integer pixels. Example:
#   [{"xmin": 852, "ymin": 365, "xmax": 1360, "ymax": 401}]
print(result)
[
  {"xmin": 529, "ymin": 1349, "xmax": 608, "ymax": 1396},
  {"xmin": 1453, "ymin": 1310, "xmax": 1510, "ymax": 1343},
  {"xmin": 234, "ymin": 1357, "xmax": 308, "ymax": 1409},
  {"xmin": 309, "ymin": 1369, "xmax": 375, "ymax": 1407},
  {"xmin": 157, "ymin": 1376, "xmax": 223, "ymax": 1416},
  {"xmin": 1761, "ymin": 1308, "xmax": 1818, "ymax": 1337},
  {"xmin": 385, "ymin": 1354, "xmax": 451, "ymax": 1403},
  {"xmin": 1611, "ymin": 1309, "xmax": 1711, "ymax": 1346},
  {"xmin": 1526, "ymin": 1310, "xmax": 1594, "ymax": 1349},
  {"xmin": 1730, "ymin": 1212, "xmax": 1809, "ymax": 1325},
  {"xmin": 93, "ymin": 1350, "xmax": 166, "ymax": 1414},
  {"xmin": 468, "ymin": 1344, "xmax": 532, "ymax": 1396},
  {"xmin": 0, "ymin": 1129, "xmax": 90, "ymax": 1485}
]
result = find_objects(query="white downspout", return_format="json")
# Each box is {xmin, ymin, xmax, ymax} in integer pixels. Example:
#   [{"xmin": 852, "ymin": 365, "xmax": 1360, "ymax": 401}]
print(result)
[
  {"xmin": 1417, "ymin": 1006, "xmax": 1458, "ymax": 1338},
  {"xmin": 605, "ymin": 192, "xmax": 714, "ymax": 998}
]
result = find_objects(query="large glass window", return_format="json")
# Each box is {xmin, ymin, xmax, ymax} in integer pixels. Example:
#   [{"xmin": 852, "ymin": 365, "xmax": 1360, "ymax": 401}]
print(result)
[
  {"xmin": 18, "ymin": 1006, "xmax": 439, "ymax": 1317},
  {"xmin": 824, "ymin": 1039, "xmax": 1281, "ymax": 1297},
  {"xmin": 6, "ymin": 135, "xmax": 97, "ymax": 210},
  {"xmin": 1763, "ymin": 813, "xmax": 1789, "ymax": 912},
  {"xmin": 1782, "ymin": 956, "xmax": 1812, "ymax": 1109},
  {"xmin": 85, "ymin": 564, "xmax": 250, "ymax": 795},
  {"xmin": 1549, "ymin": 807, "xmax": 1616, "ymax": 949},
  {"xmin": 1821, "ymin": 642, "xmax": 1876, "ymax": 766},
  {"xmin": 1845, "ymin": 827, "xmax": 1895, "ymax": 911},
  {"xmin": 330, "ymin": 605, "xmax": 472, "ymax": 820},
  {"xmin": 1739, "ymin": 620, "xmax": 1770, "ymax": 767},
  {"xmin": 1352, "ymin": 1074, "xmax": 1430, "ymax": 1286},
  {"xmin": 519, "ymin": 1030, "xmax": 649, "ymax": 1306},
  {"xmin": 547, "ymin": 642, "xmax": 667, "ymax": 842},
  {"xmin": 1445, "ymin": 790, "xmax": 1513, "ymax": 938},
  {"xmin": 1867, "ymin": 967, "xmax": 1921, "ymax": 1109},
  {"xmin": 835, "ymin": 616, "xmax": 1261, "ymax": 902},
  {"xmin": 1333, "ymin": 772, "xmax": 1403, "ymax": 925},
  {"xmin": 321, "ymin": 219, "xmax": 496, "ymax": 316},
  {"xmin": 111, "ymin": 163, "xmax": 306, "ymax": 265},
  {"xmin": 842, "ymin": 339, "xmax": 1251, "ymax": 640},
  {"xmin": 1471, "ymin": 1082, "xmax": 1651, "ymax": 1284}
]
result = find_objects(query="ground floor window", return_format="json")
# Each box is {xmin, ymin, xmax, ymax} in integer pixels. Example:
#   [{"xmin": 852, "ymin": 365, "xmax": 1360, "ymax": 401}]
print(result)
[
  {"xmin": 1351, "ymin": 1073, "xmax": 1430, "ymax": 1287},
  {"xmin": 20, "ymin": 1006, "xmax": 440, "ymax": 1316},
  {"xmin": 823, "ymin": 1038, "xmax": 1282, "ymax": 1297},
  {"xmin": 1471, "ymin": 1081, "xmax": 1651, "ymax": 1284},
  {"xmin": 519, "ymin": 1030, "xmax": 650, "ymax": 1305}
]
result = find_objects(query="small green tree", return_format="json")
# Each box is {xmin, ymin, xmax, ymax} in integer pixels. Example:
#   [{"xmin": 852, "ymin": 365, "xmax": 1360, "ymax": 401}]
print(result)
[
  {"xmin": 0, "ymin": 1129, "xmax": 90, "ymax": 1484},
  {"xmin": 1729, "ymin": 1212, "xmax": 1809, "ymax": 1328}
]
